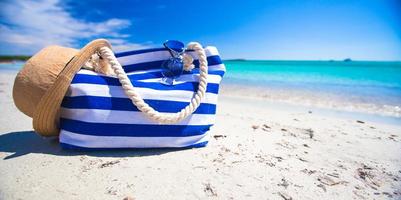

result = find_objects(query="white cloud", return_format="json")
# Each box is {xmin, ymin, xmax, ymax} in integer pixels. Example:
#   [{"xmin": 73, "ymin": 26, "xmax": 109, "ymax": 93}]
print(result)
[{"xmin": 0, "ymin": 0, "xmax": 152, "ymax": 55}]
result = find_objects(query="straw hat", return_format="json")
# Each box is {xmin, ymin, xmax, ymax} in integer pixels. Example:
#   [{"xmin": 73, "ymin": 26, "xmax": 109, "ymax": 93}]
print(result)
[{"xmin": 13, "ymin": 39, "xmax": 111, "ymax": 137}]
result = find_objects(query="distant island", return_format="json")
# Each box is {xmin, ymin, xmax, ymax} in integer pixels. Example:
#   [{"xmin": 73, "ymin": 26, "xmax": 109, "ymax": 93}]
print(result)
[
  {"xmin": 0, "ymin": 55, "xmax": 31, "ymax": 63},
  {"xmin": 224, "ymin": 59, "xmax": 247, "ymax": 61},
  {"xmin": 343, "ymin": 58, "xmax": 352, "ymax": 62}
]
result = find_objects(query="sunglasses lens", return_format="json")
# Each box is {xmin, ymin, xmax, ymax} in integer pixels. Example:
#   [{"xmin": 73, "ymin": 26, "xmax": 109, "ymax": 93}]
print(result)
[
  {"xmin": 164, "ymin": 40, "xmax": 185, "ymax": 53},
  {"xmin": 161, "ymin": 57, "xmax": 184, "ymax": 79}
]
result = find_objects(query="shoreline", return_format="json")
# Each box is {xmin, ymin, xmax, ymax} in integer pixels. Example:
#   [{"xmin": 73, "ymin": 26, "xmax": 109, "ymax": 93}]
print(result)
[
  {"xmin": 220, "ymin": 82, "xmax": 401, "ymax": 119},
  {"xmin": 220, "ymin": 94, "xmax": 401, "ymax": 126}
]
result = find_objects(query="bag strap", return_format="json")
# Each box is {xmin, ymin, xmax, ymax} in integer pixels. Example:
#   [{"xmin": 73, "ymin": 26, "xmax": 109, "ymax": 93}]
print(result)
[{"xmin": 98, "ymin": 42, "xmax": 208, "ymax": 124}]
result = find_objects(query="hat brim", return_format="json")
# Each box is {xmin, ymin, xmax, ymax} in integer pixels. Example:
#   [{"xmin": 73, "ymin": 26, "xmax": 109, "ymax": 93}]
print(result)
[{"xmin": 33, "ymin": 39, "xmax": 111, "ymax": 136}]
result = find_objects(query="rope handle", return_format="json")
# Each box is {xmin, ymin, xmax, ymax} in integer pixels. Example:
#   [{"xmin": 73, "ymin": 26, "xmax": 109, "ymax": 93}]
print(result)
[{"xmin": 98, "ymin": 42, "xmax": 208, "ymax": 124}]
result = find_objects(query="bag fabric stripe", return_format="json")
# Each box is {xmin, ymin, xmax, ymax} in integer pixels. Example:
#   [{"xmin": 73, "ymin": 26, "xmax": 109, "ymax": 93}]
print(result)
[
  {"xmin": 60, "ymin": 141, "xmax": 209, "ymax": 150},
  {"xmin": 60, "ymin": 108, "xmax": 216, "ymax": 125},
  {"xmin": 115, "ymin": 46, "xmax": 219, "ymax": 63},
  {"xmin": 75, "ymin": 71, "xmax": 223, "ymax": 83},
  {"xmin": 60, "ymin": 131, "xmax": 209, "ymax": 149},
  {"xmin": 61, "ymin": 96, "xmax": 217, "ymax": 113},
  {"xmin": 121, "ymin": 55, "xmax": 222, "ymax": 72},
  {"xmin": 70, "ymin": 74, "xmax": 221, "ymax": 93},
  {"xmin": 61, "ymin": 118, "xmax": 212, "ymax": 137},
  {"xmin": 76, "ymin": 67, "xmax": 226, "ymax": 79},
  {"xmin": 66, "ymin": 84, "xmax": 219, "ymax": 104}
]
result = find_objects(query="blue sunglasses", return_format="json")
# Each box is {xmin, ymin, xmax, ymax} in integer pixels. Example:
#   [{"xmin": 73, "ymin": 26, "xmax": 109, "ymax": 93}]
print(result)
[{"xmin": 161, "ymin": 40, "xmax": 186, "ymax": 85}]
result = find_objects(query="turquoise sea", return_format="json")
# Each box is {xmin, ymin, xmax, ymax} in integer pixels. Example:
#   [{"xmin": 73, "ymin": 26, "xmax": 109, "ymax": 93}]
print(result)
[
  {"xmin": 223, "ymin": 60, "xmax": 401, "ymax": 117},
  {"xmin": 1, "ymin": 60, "xmax": 401, "ymax": 117},
  {"xmin": 0, "ymin": 61, "xmax": 26, "ymax": 72}
]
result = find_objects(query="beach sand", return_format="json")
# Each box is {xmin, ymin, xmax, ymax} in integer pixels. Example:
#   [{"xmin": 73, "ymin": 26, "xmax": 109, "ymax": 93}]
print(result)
[{"xmin": 0, "ymin": 72, "xmax": 400, "ymax": 200}]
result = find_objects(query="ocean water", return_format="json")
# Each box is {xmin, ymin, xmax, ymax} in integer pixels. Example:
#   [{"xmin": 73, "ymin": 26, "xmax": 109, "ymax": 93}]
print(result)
[
  {"xmin": 2, "ymin": 60, "xmax": 401, "ymax": 117},
  {"xmin": 0, "ymin": 61, "xmax": 26, "ymax": 72},
  {"xmin": 223, "ymin": 60, "xmax": 401, "ymax": 117}
]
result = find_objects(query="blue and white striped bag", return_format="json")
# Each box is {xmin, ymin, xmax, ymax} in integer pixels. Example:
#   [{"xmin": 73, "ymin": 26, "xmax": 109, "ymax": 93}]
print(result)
[{"xmin": 59, "ymin": 45, "xmax": 225, "ymax": 149}]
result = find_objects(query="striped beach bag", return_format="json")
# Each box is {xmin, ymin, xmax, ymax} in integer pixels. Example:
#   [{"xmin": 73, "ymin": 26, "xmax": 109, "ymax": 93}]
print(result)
[{"xmin": 59, "ymin": 42, "xmax": 225, "ymax": 149}]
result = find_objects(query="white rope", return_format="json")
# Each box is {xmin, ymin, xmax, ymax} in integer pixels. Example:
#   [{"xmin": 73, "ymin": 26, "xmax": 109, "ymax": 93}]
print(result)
[{"xmin": 98, "ymin": 42, "xmax": 208, "ymax": 124}]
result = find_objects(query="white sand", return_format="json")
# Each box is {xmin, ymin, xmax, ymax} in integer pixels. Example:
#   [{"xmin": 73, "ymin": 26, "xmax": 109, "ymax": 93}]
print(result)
[{"xmin": 0, "ymin": 72, "xmax": 400, "ymax": 200}]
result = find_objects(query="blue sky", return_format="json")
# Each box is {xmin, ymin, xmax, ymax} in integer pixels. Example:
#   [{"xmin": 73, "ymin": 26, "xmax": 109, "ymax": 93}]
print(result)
[{"xmin": 0, "ymin": 0, "xmax": 400, "ymax": 60}]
